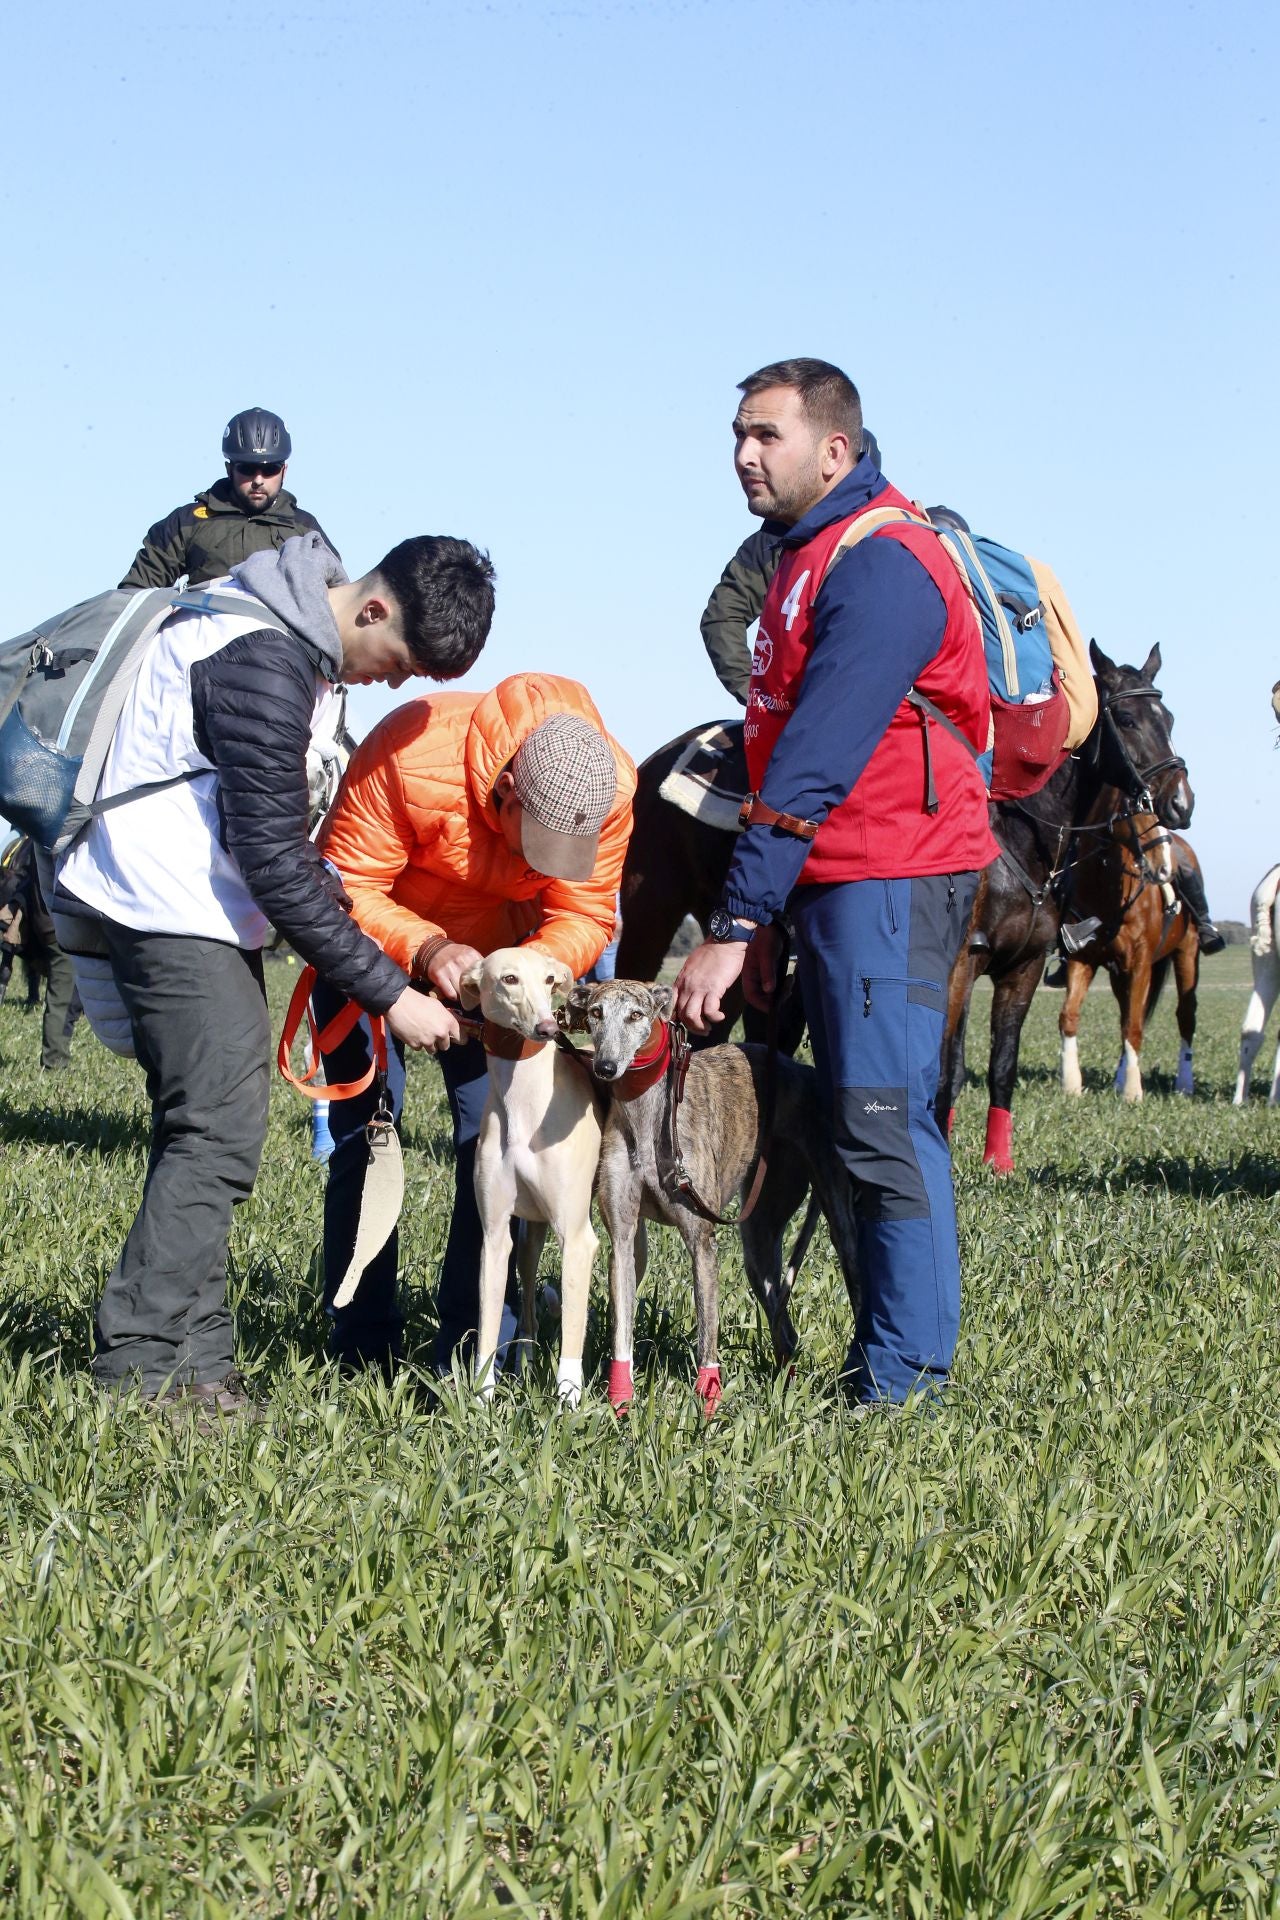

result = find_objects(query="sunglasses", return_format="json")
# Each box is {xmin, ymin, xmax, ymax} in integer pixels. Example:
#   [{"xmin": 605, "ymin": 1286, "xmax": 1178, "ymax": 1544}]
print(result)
[{"xmin": 232, "ymin": 461, "xmax": 283, "ymax": 479}]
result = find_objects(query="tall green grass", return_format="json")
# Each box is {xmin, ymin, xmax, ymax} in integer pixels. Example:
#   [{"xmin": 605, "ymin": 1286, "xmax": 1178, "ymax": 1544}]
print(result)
[{"xmin": 1, "ymin": 951, "xmax": 1277, "ymax": 1917}]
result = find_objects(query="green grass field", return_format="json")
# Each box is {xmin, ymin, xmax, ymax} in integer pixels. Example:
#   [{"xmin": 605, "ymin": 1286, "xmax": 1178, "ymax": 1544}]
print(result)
[{"xmin": 1, "ymin": 949, "xmax": 1278, "ymax": 1918}]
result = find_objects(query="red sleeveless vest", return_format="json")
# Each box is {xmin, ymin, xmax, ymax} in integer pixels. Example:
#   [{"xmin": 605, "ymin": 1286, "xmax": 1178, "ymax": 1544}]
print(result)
[{"xmin": 744, "ymin": 482, "xmax": 998, "ymax": 883}]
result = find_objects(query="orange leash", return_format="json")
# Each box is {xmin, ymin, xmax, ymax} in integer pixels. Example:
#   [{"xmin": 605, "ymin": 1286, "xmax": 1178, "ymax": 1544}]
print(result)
[{"xmin": 277, "ymin": 964, "xmax": 388, "ymax": 1102}]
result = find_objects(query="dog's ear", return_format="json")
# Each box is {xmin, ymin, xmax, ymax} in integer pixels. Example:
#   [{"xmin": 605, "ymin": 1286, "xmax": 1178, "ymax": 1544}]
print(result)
[
  {"xmin": 458, "ymin": 963, "xmax": 484, "ymax": 1010},
  {"xmin": 550, "ymin": 958, "xmax": 575, "ymax": 1001},
  {"xmin": 563, "ymin": 982, "xmax": 593, "ymax": 1031},
  {"xmin": 649, "ymin": 984, "xmax": 674, "ymax": 1017}
]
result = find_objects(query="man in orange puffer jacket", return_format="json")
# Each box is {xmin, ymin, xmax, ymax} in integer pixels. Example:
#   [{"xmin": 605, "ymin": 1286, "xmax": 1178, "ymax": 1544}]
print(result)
[{"xmin": 316, "ymin": 672, "xmax": 636, "ymax": 1377}]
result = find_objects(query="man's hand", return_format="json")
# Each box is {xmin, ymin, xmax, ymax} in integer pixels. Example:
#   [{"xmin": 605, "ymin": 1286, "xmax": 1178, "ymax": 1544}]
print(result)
[
  {"xmin": 385, "ymin": 985, "xmax": 462, "ymax": 1053},
  {"xmin": 424, "ymin": 940, "xmax": 485, "ymax": 1004},
  {"xmin": 674, "ymin": 939, "xmax": 748, "ymax": 1035},
  {"xmin": 742, "ymin": 922, "xmax": 784, "ymax": 1011}
]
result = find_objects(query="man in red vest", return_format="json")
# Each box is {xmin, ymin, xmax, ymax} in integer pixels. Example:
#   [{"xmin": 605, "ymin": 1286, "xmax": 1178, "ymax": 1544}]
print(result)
[{"xmin": 675, "ymin": 357, "xmax": 998, "ymax": 1406}]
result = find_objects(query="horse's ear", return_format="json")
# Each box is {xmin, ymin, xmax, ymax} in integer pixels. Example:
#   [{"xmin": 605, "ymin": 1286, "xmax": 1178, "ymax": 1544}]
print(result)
[
  {"xmin": 1089, "ymin": 638, "xmax": 1115, "ymax": 678},
  {"xmin": 1139, "ymin": 643, "xmax": 1161, "ymax": 682}
]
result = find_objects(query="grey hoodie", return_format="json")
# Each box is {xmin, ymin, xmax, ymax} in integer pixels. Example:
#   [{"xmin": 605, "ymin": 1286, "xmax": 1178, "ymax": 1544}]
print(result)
[{"xmin": 234, "ymin": 532, "xmax": 349, "ymax": 682}]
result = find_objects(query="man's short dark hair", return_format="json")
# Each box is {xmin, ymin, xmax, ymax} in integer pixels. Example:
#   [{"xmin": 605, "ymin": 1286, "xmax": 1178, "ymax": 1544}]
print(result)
[
  {"xmin": 738, "ymin": 357, "xmax": 862, "ymax": 446},
  {"xmin": 374, "ymin": 536, "xmax": 496, "ymax": 679}
]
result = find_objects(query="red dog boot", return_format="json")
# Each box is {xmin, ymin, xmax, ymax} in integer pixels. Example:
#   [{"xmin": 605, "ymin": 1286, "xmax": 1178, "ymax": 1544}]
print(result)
[{"xmin": 608, "ymin": 1359, "xmax": 634, "ymax": 1416}]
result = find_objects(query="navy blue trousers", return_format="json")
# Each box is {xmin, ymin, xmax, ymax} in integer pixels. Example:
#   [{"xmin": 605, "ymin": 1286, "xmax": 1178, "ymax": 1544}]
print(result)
[
  {"xmin": 790, "ymin": 873, "xmax": 977, "ymax": 1402},
  {"xmin": 315, "ymin": 982, "xmax": 516, "ymax": 1373}
]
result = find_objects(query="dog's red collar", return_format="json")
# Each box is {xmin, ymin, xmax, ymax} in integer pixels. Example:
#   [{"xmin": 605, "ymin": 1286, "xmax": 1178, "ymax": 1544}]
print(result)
[
  {"xmin": 612, "ymin": 1018, "xmax": 671, "ymax": 1100},
  {"xmin": 482, "ymin": 1020, "xmax": 546, "ymax": 1061}
]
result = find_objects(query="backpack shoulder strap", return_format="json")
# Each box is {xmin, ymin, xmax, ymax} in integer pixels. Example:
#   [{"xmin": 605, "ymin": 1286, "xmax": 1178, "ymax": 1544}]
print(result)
[
  {"xmin": 58, "ymin": 588, "xmax": 294, "ymax": 853},
  {"xmin": 818, "ymin": 506, "xmax": 988, "ymax": 805},
  {"xmin": 820, "ymin": 502, "xmax": 930, "ymax": 584}
]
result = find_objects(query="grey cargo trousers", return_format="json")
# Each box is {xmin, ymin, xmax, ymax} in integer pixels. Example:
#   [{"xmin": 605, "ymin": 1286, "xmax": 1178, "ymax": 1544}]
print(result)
[{"xmin": 92, "ymin": 927, "xmax": 270, "ymax": 1392}]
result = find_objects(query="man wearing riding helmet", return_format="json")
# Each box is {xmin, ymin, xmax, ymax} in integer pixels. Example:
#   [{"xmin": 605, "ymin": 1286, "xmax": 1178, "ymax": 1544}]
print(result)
[{"xmin": 120, "ymin": 408, "xmax": 337, "ymax": 589}]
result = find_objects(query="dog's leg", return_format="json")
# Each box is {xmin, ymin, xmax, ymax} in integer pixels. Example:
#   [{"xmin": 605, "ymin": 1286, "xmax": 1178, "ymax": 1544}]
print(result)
[
  {"xmin": 739, "ymin": 1148, "xmax": 809, "ymax": 1369},
  {"xmin": 514, "ymin": 1220, "xmax": 548, "ymax": 1377},
  {"xmin": 473, "ymin": 1110, "xmax": 516, "ymax": 1401},
  {"xmin": 688, "ymin": 1221, "xmax": 722, "ymax": 1415},
  {"xmin": 602, "ymin": 1208, "xmax": 643, "ymax": 1413},
  {"xmin": 554, "ymin": 1209, "xmax": 597, "ymax": 1409},
  {"xmin": 475, "ymin": 1227, "xmax": 514, "ymax": 1401}
]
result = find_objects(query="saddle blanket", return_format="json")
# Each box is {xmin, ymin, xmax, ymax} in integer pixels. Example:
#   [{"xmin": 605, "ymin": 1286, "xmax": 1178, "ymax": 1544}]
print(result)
[{"xmin": 657, "ymin": 721, "xmax": 747, "ymax": 834}]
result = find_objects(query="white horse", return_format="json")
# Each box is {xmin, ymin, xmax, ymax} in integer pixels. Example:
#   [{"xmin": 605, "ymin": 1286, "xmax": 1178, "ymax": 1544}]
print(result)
[{"xmin": 1234, "ymin": 863, "xmax": 1280, "ymax": 1104}]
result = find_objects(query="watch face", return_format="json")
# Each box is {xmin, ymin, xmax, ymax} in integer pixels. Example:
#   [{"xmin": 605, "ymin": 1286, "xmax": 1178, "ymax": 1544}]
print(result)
[{"xmin": 708, "ymin": 909, "xmax": 732, "ymax": 942}]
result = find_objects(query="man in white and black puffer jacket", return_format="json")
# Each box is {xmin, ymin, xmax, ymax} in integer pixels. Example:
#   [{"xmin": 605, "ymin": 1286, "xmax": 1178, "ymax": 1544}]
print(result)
[{"xmin": 56, "ymin": 530, "xmax": 496, "ymax": 1412}]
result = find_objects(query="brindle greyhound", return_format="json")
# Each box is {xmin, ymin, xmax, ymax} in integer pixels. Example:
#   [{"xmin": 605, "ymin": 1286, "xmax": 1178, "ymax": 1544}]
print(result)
[{"xmin": 567, "ymin": 977, "xmax": 859, "ymax": 1412}]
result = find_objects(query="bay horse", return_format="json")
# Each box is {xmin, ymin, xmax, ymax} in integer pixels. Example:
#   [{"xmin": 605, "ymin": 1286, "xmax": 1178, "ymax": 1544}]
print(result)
[
  {"xmin": 1057, "ymin": 816, "xmax": 1201, "ymax": 1102},
  {"xmin": 938, "ymin": 641, "xmax": 1193, "ymax": 1168}
]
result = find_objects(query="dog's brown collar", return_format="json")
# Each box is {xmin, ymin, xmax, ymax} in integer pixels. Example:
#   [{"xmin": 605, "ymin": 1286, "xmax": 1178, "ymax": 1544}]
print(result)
[
  {"xmin": 482, "ymin": 1020, "xmax": 547, "ymax": 1061},
  {"xmin": 611, "ymin": 1019, "xmax": 671, "ymax": 1100}
]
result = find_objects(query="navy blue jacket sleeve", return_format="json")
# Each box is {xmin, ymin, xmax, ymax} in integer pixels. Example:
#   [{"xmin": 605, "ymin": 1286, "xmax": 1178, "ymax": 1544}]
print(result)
[
  {"xmin": 722, "ymin": 534, "xmax": 947, "ymax": 924},
  {"xmin": 191, "ymin": 630, "xmax": 408, "ymax": 1014}
]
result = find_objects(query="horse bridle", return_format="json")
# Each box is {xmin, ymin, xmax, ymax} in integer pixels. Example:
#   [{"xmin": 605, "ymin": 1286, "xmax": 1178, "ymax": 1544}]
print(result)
[{"xmin": 1096, "ymin": 684, "xmax": 1187, "ymax": 817}]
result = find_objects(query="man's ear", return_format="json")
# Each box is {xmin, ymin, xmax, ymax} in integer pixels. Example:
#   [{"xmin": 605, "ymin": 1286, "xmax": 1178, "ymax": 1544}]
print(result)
[
  {"xmin": 564, "ymin": 982, "xmax": 593, "ymax": 1030},
  {"xmin": 459, "ymin": 963, "xmax": 484, "ymax": 1010},
  {"xmin": 650, "ymin": 984, "xmax": 674, "ymax": 1017}
]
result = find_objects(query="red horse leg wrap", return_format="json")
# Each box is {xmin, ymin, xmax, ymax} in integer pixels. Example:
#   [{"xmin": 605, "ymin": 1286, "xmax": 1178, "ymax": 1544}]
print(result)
[
  {"xmin": 982, "ymin": 1106, "xmax": 1014, "ymax": 1174},
  {"xmin": 608, "ymin": 1360, "xmax": 634, "ymax": 1413},
  {"xmin": 695, "ymin": 1364, "xmax": 722, "ymax": 1415}
]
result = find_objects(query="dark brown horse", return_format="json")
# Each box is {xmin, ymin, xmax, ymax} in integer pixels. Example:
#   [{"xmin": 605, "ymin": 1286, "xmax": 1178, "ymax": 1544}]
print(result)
[
  {"xmin": 616, "ymin": 722, "xmax": 735, "ymax": 982},
  {"xmin": 1057, "ymin": 815, "xmax": 1201, "ymax": 1102},
  {"xmin": 616, "ymin": 722, "xmax": 807, "ymax": 1052},
  {"xmin": 939, "ymin": 642, "xmax": 1193, "ymax": 1169}
]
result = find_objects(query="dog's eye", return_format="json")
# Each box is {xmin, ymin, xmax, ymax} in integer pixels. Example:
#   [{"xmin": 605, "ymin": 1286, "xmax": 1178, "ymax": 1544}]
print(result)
[
  {"xmin": 589, "ymin": 1007, "xmax": 601, "ymax": 1022},
  {"xmin": 502, "ymin": 974, "xmax": 518, "ymax": 986},
  {"xmin": 627, "ymin": 1009, "xmax": 644, "ymax": 1022}
]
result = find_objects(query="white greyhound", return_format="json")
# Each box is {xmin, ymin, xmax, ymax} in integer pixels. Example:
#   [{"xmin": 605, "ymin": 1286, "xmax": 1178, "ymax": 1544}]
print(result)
[
  {"xmin": 462, "ymin": 948, "xmax": 603, "ymax": 1407},
  {"xmin": 1234, "ymin": 864, "xmax": 1280, "ymax": 1105}
]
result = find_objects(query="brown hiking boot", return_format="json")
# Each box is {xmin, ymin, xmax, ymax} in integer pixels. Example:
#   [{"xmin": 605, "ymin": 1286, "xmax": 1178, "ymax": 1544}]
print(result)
[{"xmin": 163, "ymin": 1372, "xmax": 262, "ymax": 1424}]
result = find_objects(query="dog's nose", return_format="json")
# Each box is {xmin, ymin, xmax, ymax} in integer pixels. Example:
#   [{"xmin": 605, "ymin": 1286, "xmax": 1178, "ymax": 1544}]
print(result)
[
  {"xmin": 594, "ymin": 1059, "xmax": 618, "ymax": 1080},
  {"xmin": 534, "ymin": 1018, "xmax": 560, "ymax": 1039}
]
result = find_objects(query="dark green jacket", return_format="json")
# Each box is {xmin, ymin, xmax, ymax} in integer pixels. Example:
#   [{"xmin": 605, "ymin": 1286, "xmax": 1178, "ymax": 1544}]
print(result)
[
  {"xmin": 699, "ymin": 524, "xmax": 783, "ymax": 704},
  {"xmin": 701, "ymin": 432, "xmax": 883, "ymax": 704},
  {"xmin": 119, "ymin": 479, "xmax": 337, "ymax": 589}
]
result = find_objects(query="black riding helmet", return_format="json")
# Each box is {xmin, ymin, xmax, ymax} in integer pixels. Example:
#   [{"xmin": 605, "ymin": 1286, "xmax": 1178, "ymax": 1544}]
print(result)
[{"xmin": 222, "ymin": 407, "xmax": 292, "ymax": 464}]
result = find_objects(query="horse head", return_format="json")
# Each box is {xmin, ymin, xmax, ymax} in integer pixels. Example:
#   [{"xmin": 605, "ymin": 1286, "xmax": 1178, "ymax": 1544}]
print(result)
[{"xmin": 1089, "ymin": 640, "xmax": 1193, "ymax": 829}]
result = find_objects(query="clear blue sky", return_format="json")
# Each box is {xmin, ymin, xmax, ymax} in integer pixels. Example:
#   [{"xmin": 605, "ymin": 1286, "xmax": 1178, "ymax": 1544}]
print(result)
[{"xmin": 5, "ymin": 0, "xmax": 1277, "ymax": 914}]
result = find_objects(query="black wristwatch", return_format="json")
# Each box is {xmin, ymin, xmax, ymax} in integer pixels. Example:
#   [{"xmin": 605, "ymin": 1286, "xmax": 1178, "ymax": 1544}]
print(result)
[{"xmin": 707, "ymin": 908, "xmax": 756, "ymax": 944}]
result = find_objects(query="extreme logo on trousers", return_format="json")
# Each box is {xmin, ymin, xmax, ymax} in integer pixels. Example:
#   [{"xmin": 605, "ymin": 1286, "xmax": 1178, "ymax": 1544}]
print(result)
[{"xmin": 863, "ymin": 1098, "xmax": 899, "ymax": 1115}]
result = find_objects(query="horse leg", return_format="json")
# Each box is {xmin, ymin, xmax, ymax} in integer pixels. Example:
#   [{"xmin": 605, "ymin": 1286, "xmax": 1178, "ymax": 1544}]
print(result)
[
  {"xmin": 1059, "ymin": 959, "xmax": 1095, "ymax": 1096},
  {"xmin": 1112, "ymin": 951, "xmax": 1150, "ymax": 1102},
  {"xmin": 615, "ymin": 862, "xmax": 688, "ymax": 981},
  {"xmin": 1172, "ymin": 929, "xmax": 1198, "ymax": 1096},
  {"xmin": 938, "ymin": 945, "xmax": 981, "ymax": 1141},
  {"xmin": 1236, "ymin": 952, "xmax": 1279, "ymax": 1105},
  {"xmin": 983, "ymin": 957, "xmax": 1040, "ymax": 1173}
]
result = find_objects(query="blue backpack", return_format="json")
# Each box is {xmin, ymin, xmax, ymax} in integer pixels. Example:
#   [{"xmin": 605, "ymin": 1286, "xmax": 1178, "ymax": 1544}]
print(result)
[
  {"xmin": 0, "ymin": 585, "xmax": 284, "ymax": 854},
  {"xmin": 828, "ymin": 504, "xmax": 1092, "ymax": 800}
]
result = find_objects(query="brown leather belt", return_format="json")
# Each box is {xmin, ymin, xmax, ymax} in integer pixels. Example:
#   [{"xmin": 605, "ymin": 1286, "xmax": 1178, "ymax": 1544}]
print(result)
[{"xmin": 738, "ymin": 792, "xmax": 818, "ymax": 841}]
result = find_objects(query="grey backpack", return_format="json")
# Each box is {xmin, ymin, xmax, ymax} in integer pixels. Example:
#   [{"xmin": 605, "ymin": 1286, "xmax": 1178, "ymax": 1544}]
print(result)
[{"xmin": 0, "ymin": 585, "xmax": 284, "ymax": 855}]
